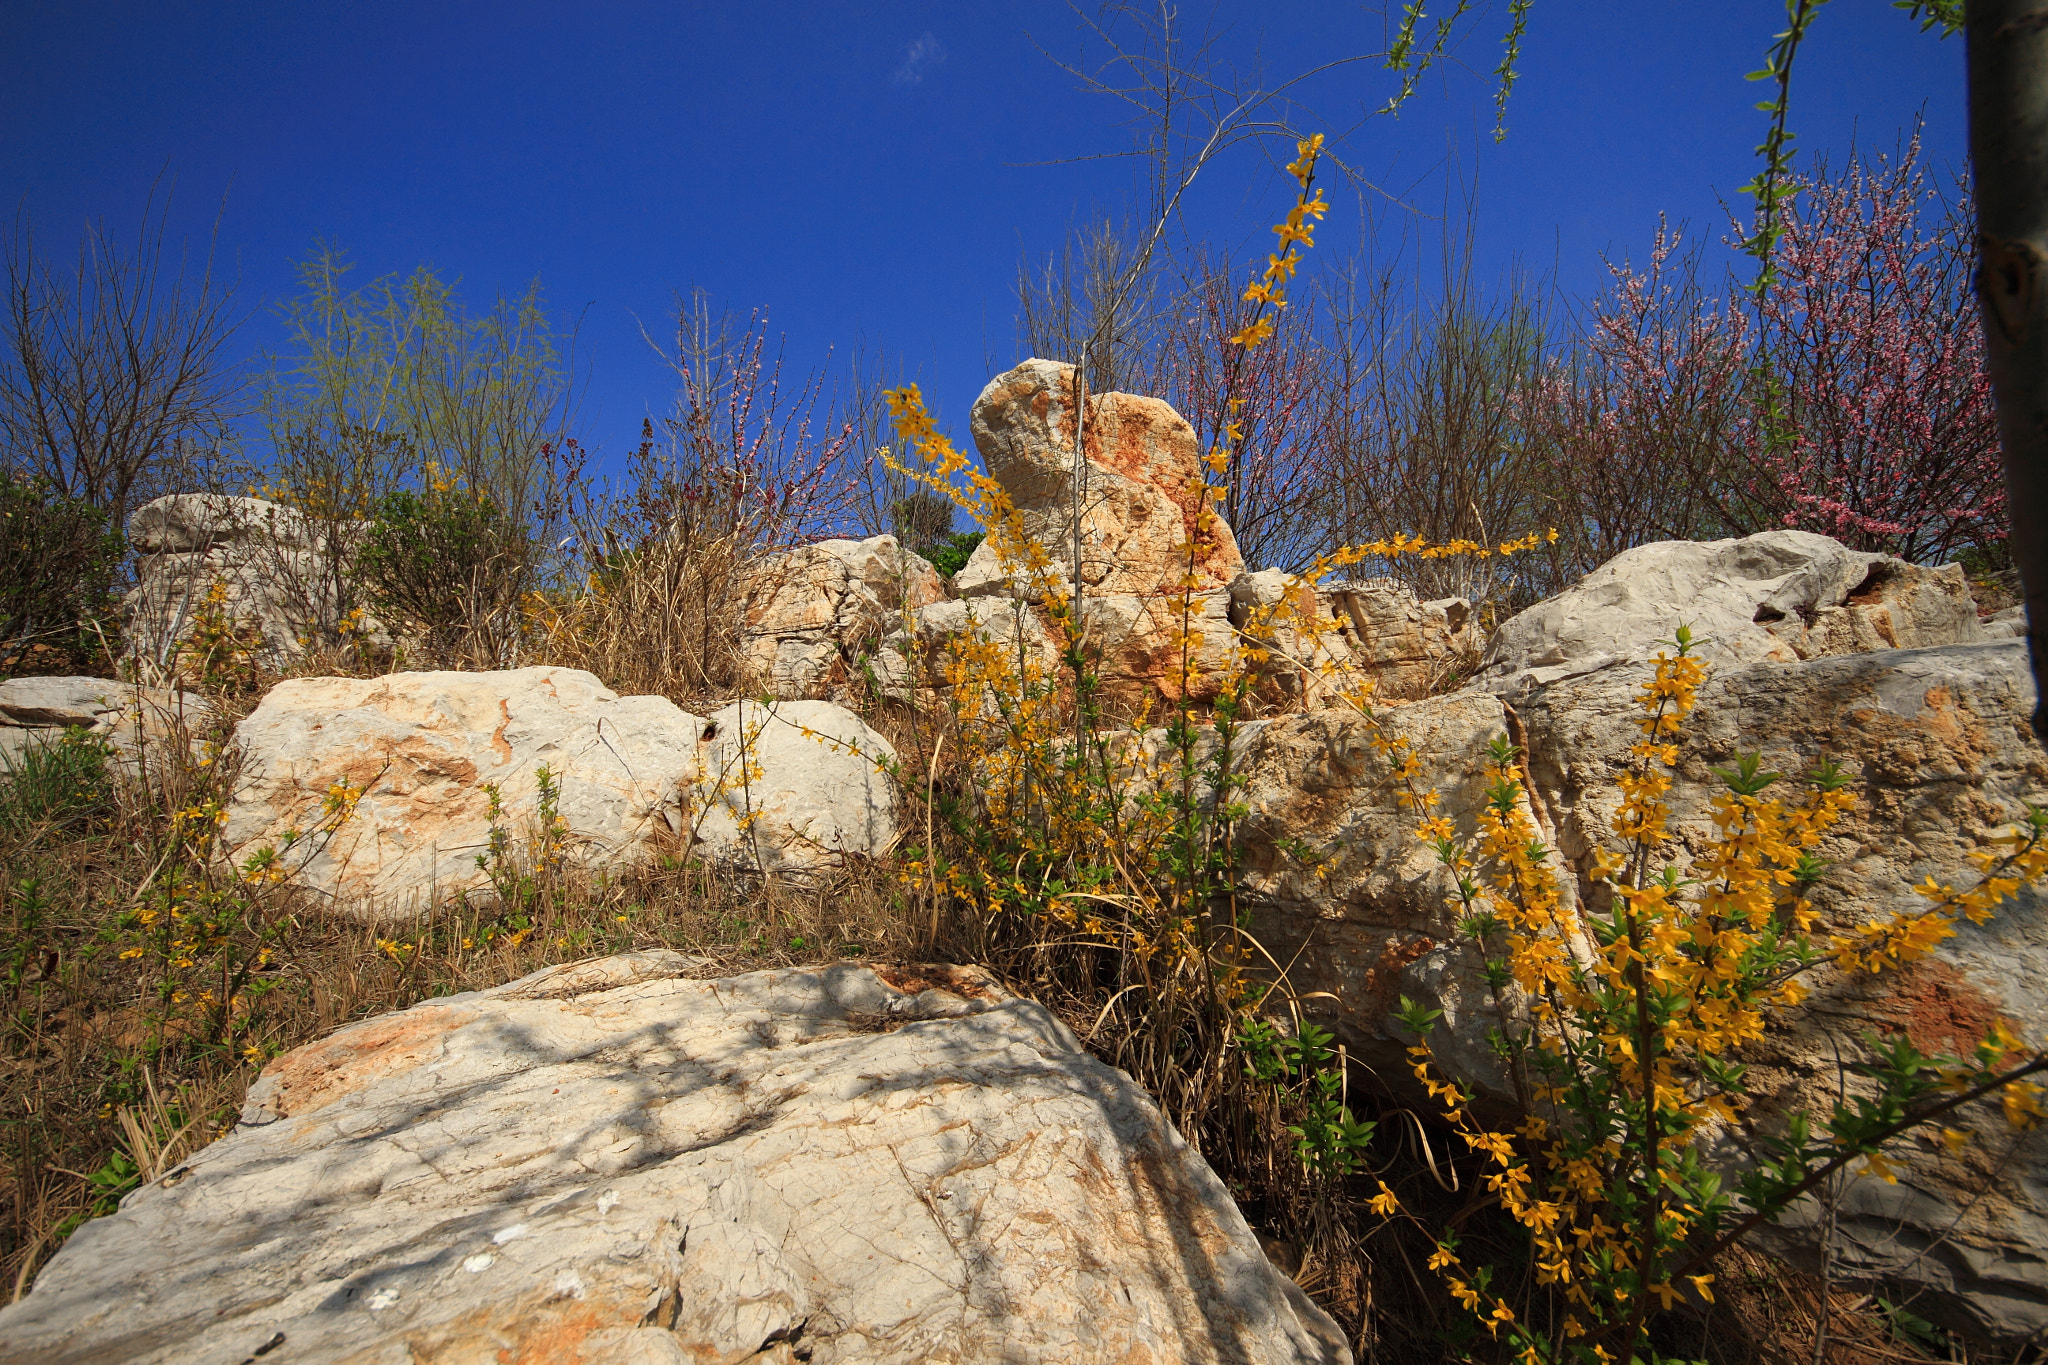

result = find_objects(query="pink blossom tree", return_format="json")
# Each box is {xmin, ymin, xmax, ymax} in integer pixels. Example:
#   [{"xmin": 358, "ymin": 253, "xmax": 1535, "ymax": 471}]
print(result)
[
  {"xmin": 1558, "ymin": 130, "xmax": 1999, "ymax": 568},
  {"xmin": 1751, "ymin": 129, "xmax": 2002, "ymax": 563},
  {"xmin": 1539, "ymin": 218, "xmax": 1755, "ymax": 573}
]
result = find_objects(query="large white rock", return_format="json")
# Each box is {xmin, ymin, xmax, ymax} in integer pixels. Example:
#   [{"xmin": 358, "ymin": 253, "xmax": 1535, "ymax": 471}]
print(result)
[
  {"xmin": 1230, "ymin": 691, "xmax": 1553, "ymax": 1096},
  {"xmin": 0, "ymin": 955, "xmax": 1349, "ymax": 1365},
  {"xmin": 222, "ymin": 667, "xmax": 706, "ymax": 916},
  {"xmin": 128, "ymin": 493, "xmax": 319, "ymax": 554},
  {"xmin": 738, "ymin": 535, "xmax": 946, "ymax": 699},
  {"xmin": 692, "ymin": 698, "xmax": 901, "ymax": 876},
  {"xmin": 1476, "ymin": 530, "xmax": 1982, "ymax": 693}
]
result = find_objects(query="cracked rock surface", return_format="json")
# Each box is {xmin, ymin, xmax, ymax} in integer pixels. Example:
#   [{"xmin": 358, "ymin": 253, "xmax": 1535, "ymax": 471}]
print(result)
[{"xmin": 0, "ymin": 953, "xmax": 1348, "ymax": 1365}]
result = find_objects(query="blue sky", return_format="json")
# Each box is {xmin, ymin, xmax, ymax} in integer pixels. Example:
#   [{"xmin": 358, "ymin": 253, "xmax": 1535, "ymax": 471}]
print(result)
[{"xmin": 2, "ymin": 2, "xmax": 1965, "ymax": 471}]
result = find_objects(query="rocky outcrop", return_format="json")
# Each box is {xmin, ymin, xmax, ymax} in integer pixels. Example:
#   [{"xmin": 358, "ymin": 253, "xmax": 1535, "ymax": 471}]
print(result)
[
  {"xmin": 122, "ymin": 493, "xmax": 375, "ymax": 674},
  {"xmin": 0, "ymin": 674, "xmax": 215, "ymax": 769},
  {"xmin": 222, "ymin": 669, "xmax": 900, "ymax": 915},
  {"xmin": 693, "ymin": 698, "xmax": 901, "ymax": 877},
  {"xmin": 954, "ymin": 358, "xmax": 1243, "ymax": 601},
  {"xmin": 1076, "ymin": 589, "xmax": 1239, "ymax": 703},
  {"xmin": 1983, "ymin": 604, "xmax": 2026, "ymax": 640},
  {"xmin": 1230, "ymin": 691, "xmax": 1556, "ymax": 1096},
  {"xmin": 1476, "ymin": 530, "xmax": 1982, "ymax": 693},
  {"xmin": 738, "ymin": 535, "xmax": 945, "ymax": 699},
  {"xmin": 1232, "ymin": 639, "xmax": 2048, "ymax": 1341},
  {"xmin": 0, "ymin": 954, "xmax": 1350, "ymax": 1365},
  {"xmin": 1229, "ymin": 571, "xmax": 1477, "ymax": 704}
]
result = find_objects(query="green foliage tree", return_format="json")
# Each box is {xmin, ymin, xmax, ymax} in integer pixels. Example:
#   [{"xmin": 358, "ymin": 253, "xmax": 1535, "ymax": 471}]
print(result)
[
  {"xmin": 260, "ymin": 243, "xmax": 576, "ymax": 521},
  {"xmin": 255, "ymin": 244, "xmax": 580, "ymax": 647}
]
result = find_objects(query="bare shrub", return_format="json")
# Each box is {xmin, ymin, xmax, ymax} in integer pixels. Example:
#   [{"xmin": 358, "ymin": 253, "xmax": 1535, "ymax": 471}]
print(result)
[
  {"xmin": 534, "ymin": 295, "xmax": 856, "ymax": 705},
  {"xmin": 1315, "ymin": 235, "xmax": 1567, "ymax": 613},
  {"xmin": 1016, "ymin": 215, "xmax": 1165, "ymax": 397},
  {"xmin": 1153, "ymin": 251, "xmax": 1332, "ymax": 570},
  {"xmin": 536, "ymin": 519, "xmax": 756, "ymax": 705},
  {"xmin": 0, "ymin": 184, "xmax": 244, "ymax": 529}
]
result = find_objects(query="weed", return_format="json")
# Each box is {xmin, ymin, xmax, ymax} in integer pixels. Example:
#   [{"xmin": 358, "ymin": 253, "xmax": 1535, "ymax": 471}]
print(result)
[{"xmin": 0, "ymin": 727, "xmax": 115, "ymax": 837}]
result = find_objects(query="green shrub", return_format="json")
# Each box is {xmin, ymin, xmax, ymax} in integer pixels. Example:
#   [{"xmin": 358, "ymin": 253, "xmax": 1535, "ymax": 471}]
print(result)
[
  {"xmin": 353, "ymin": 468, "xmax": 532, "ymax": 662},
  {"xmin": 0, "ymin": 727, "xmax": 115, "ymax": 837},
  {"xmin": 915, "ymin": 530, "xmax": 984, "ymax": 579},
  {"xmin": 0, "ymin": 473, "xmax": 123, "ymax": 676}
]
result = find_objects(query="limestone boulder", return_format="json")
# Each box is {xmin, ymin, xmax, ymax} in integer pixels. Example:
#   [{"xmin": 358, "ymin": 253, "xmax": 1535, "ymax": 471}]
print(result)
[
  {"xmin": 128, "ymin": 493, "xmax": 319, "ymax": 554},
  {"xmin": 222, "ymin": 667, "xmax": 706, "ymax": 916},
  {"xmin": 0, "ymin": 954, "xmax": 1349, "ymax": 1365},
  {"xmin": 1077, "ymin": 589, "xmax": 1238, "ymax": 705},
  {"xmin": 738, "ymin": 535, "xmax": 946, "ymax": 699},
  {"xmin": 1230, "ymin": 691, "xmax": 1557, "ymax": 1096},
  {"xmin": 122, "ymin": 493, "xmax": 382, "ymax": 674},
  {"xmin": 954, "ymin": 358, "xmax": 1243, "ymax": 600},
  {"xmin": 1476, "ymin": 530, "xmax": 1982, "ymax": 693},
  {"xmin": 1229, "ymin": 571, "xmax": 1477, "ymax": 704},
  {"xmin": 692, "ymin": 698, "xmax": 901, "ymax": 877},
  {"xmin": 0, "ymin": 674, "xmax": 215, "ymax": 770},
  {"xmin": 1983, "ymin": 604, "xmax": 2026, "ymax": 640}
]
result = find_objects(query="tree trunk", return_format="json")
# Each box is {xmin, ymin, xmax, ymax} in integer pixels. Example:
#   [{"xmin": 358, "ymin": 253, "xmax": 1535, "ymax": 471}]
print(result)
[{"xmin": 1969, "ymin": 0, "xmax": 2048, "ymax": 736}]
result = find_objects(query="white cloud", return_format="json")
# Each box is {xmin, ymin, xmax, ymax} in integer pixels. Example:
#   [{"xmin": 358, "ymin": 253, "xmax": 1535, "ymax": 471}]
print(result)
[{"xmin": 892, "ymin": 33, "xmax": 946, "ymax": 86}]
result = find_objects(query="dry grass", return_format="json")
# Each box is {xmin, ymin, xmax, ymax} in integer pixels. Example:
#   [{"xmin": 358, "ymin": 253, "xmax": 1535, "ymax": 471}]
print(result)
[{"xmin": 528, "ymin": 523, "xmax": 763, "ymax": 707}]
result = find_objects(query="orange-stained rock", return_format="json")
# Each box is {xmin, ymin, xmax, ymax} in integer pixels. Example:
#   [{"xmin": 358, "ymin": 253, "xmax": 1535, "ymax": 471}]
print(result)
[{"xmin": 955, "ymin": 358, "xmax": 1243, "ymax": 601}]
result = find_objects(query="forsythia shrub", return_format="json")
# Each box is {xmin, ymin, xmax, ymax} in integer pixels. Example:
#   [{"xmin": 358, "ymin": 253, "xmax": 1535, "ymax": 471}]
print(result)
[
  {"xmin": 1364, "ymin": 627, "xmax": 2048, "ymax": 1364},
  {"xmin": 111, "ymin": 775, "xmax": 364, "ymax": 1068},
  {"xmin": 874, "ymin": 137, "xmax": 1562, "ymax": 1301}
]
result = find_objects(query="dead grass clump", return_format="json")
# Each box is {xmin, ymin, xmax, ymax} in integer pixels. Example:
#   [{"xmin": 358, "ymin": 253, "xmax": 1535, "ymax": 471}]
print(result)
[{"xmin": 528, "ymin": 523, "xmax": 761, "ymax": 707}]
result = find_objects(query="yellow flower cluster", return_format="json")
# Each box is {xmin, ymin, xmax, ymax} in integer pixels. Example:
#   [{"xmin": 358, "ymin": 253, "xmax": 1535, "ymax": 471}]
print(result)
[
  {"xmin": 115, "ymin": 771, "xmax": 368, "ymax": 1065},
  {"xmin": 1363, "ymin": 632, "xmax": 2048, "ymax": 1360},
  {"xmin": 1231, "ymin": 135, "xmax": 1328, "ymax": 348}
]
